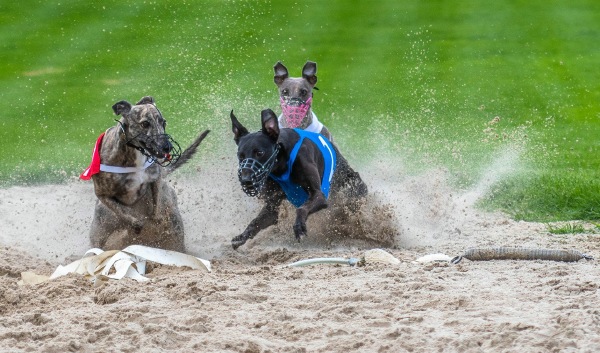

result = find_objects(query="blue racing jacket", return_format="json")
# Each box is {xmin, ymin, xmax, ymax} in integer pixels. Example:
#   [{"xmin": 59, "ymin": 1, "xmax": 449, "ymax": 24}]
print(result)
[{"xmin": 269, "ymin": 129, "xmax": 337, "ymax": 208}]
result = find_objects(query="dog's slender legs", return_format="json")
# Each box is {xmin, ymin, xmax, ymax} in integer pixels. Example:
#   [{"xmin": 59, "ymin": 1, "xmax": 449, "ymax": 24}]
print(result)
[
  {"xmin": 292, "ymin": 162, "xmax": 328, "ymax": 240},
  {"xmin": 232, "ymin": 181, "xmax": 286, "ymax": 249},
  {"xmin": 293, "ymin": 192, "xmax": 327, "ymax": 240},
  {"xmin": 95, "ymin": 195, "xmax": 149, "ymax": 232},
  {"xmin": 151, "ymin": 180, "xmax": 161, "ymax": 218},
  {"xmin": 333, "ymin": 154, "xmax": 369, "ymax": 199}
]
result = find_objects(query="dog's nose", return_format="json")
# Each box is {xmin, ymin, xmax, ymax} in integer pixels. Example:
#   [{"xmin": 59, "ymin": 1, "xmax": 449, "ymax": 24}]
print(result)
[
  {"xmin": 286, "ymin": 97, "xmax": 304, "ymax": 106},
  {"xmin": 161, "ymin": 141, "xmax": 172, "ymax": 154},
  {"xmin": 238, "ymin": 168, "xmax": 255, "ymax": 184},
  {"xmin": 239, "ymin": 172, "xmax": 253, "ymax": 184}
]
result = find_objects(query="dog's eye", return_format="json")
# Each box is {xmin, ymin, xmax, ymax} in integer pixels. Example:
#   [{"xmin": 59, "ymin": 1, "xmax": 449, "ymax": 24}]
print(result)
[
  {"xmin": 300, "ymin": 89, "xmax": 308, "ymax": 97},
  {"xmin": 141, "ymin": 121, "xmax": 151, "ymax": 129},
  {"xmin": 238, "ymin": 153, "xmax": 245, "ymax": 161},
  {"xmin": 282, "ymin": 89, "xmax": 289, "ymax": 96},
  {"xmin": 256, "ymin": 150, "xmax": 265, "ymax": 158}
]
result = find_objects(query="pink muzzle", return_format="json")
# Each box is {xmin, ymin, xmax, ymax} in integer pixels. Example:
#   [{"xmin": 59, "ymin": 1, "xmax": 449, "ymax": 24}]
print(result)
[{"xmin": 280, "ymin": 96, "xmax": 312, "ymax": 128}]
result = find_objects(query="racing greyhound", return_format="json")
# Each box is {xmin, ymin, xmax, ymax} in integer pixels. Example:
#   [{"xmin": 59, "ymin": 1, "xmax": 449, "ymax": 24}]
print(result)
[
  {"xmin": 274, "ymin": 61, "xmax": 332, "ymax": 140},
  {"xmin": 230, "ymin": 108, "xmax": 367, "ymax": 249},
  {"xmin": 81, "ymin": 96, "xmax": 209, "ymax": 252}
]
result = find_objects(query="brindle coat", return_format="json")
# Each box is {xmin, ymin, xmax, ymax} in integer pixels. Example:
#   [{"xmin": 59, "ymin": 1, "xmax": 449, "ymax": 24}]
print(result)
[
  {"xmin": 274, "ymin": 61, "xmax": 333, "ymax": 140},
  {"xmin": 89, "ymin": 96, "xmax": 209, "ymax": 252}
]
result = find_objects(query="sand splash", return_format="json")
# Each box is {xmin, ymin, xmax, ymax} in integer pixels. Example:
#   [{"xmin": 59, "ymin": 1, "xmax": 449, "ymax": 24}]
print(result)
[{"xmin": 0, "ymin": 138, "xmax": 523, "ymax": 264}]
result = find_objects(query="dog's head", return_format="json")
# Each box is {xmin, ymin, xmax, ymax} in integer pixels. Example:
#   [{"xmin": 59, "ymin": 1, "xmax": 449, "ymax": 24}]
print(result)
[
  {"xmin": 112, "ymin": 96, "xmax": 181, "ymax": 165},
  {"xmin": 231, "ymin": 109, "xmax": 281, "ymax": 196},
  {"xmin": 274, "ymin": 61, "xmax": 317, "ymax": 128}
]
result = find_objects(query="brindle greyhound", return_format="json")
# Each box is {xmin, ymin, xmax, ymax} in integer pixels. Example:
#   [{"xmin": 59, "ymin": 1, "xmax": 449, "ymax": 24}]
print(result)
[
  {"xmin": 274, "ymin": 61, "xmax": 333, "ymax": 140},
  {"xmin": 230, "ymin": 108, "xmax": 367, "ymax": 249},
  {"xmin": 81, "ymin": 96, "xmax": 209, "ymax": 252}
]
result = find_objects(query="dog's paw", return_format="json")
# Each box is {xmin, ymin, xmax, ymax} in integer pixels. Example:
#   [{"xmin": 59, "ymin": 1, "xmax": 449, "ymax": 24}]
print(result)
[
  {"xmin": 293, "ymin": 222, "xmax": 307, "ymax": 242},
  {"xmin": 132, "ymin": 219, "xmax": 145, "ymax": 234},
  {"xmin": 231, "ymin": 234, "xmax": 248, "ymax": 250}
]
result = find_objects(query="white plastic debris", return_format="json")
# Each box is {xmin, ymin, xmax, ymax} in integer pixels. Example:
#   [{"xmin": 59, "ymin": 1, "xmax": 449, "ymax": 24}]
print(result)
[
  {"xmin": 19, "ymin": 245, "xmax": 211, "ymax": 285},
  {"xmin": 285, "ymin": 248, "xmax": 400, "ymax": 268},
  {"xmin": 414, "ymin": 253, "xmax": 453, "ymax": 263}
]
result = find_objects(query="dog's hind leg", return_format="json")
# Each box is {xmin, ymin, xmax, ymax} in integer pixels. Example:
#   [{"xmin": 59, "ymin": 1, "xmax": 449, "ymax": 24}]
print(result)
[
  {"xmin": 232, "ymin": 180, "xmax": 285, "ymax": 249},
  {"xmin": 334, "ymin": 154, "xmax": 368, "ymax": 198},
  {"xmin": 346, "ymin": 169, "xmax": 368, "ymax": 198}
]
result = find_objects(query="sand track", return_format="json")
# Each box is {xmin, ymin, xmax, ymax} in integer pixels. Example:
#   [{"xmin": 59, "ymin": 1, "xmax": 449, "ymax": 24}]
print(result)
[{"xmin": 1, "ymin": 162, "xmax": 599, "ymax": 352}]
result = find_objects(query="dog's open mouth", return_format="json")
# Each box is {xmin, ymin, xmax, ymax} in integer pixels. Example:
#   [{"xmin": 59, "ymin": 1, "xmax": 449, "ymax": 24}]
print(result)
[{"xmin": 280, "ymin": 96, "xmax": 312, "ymax": 128}]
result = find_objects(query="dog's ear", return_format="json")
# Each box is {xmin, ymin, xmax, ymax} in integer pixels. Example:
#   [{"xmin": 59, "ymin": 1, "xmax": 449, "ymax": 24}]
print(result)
[
  {"xmin": 302, "ymin": 61, "xmax": 317, "ymax": 86},
  {"xmin": 261, "ymin": 109, "xmax": 280, "ymax": 141},
  {"xmin": 112, "ymin": 100, "xmax": 132, "ymax": 116},
  {"xmin": 230, "ymin": 110, "xmax": 249, "ymax": 145},
  {"xmin": 273, "ymin": 62, "xmax": 289, "ymax": 86},
  {"xmin": 136, "ymin": 96, "xmax": 155, "ymax": 105}
]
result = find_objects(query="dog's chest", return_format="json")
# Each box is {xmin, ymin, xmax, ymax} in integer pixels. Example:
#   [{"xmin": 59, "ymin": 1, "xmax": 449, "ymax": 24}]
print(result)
[
  {"xmin": 120, "ymin": 167, "xmax": 160, "ymax": 200},
  {"xmin": 96, "ymin": 165, "xmax": 161, "ymax": 206},
  {"xmin": 128, "ymin": 167, "xmax": 159, "ymax": 186}
]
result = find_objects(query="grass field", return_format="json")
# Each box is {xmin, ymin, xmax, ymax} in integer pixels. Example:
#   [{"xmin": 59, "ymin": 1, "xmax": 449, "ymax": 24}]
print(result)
[{"xmin": 1, "ymin": 0, "xmax": 599, "ymax": 222}]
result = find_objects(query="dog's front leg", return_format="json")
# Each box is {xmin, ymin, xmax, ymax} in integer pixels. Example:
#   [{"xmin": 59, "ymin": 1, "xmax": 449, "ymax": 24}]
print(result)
[
  {"xmin": 97, "ymin": 196, "xmax": 147, "ymax": 232},
  {"xmin": 293, "ymin": 166, "xmax": 328, "ymax": 241},
  {"xmin": 232, "ymin": 181, "xmax": 285, "ymax": 249},
  {"xmin": 150, "ymin": 180, "xmax": 161, "ymax": 219},
  {"xmin": 294, "ymin": 192, "xmax": 327, "ymax": 241}
]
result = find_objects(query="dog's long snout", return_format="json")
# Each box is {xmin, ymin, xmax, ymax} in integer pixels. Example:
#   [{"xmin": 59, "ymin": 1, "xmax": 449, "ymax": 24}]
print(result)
[
  {"xmin": 238, "ymin": 160, "xmax": 263, "ymax": 197},
  {"xmin": 239, "ymin": 172, "xmax": 259, "ymax": 197},
  {"xmin": 161, "ymin": 141, "xmax": 173, "ymax": 154}
]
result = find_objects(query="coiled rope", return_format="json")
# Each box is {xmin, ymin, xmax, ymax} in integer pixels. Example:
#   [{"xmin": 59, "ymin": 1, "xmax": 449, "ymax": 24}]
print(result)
[{"xmin": 451, "ymin": 247, "xmax": 593, "ymax": 264}]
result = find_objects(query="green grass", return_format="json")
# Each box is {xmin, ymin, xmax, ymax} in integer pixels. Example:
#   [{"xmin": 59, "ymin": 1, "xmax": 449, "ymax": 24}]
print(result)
[
  {"xmin": 1, "ymin": 0, "xmax": 599, "ymax": 222},
  {"xmin": 546, "ymin": 222, "xmax": 587, "ymax": 235}
]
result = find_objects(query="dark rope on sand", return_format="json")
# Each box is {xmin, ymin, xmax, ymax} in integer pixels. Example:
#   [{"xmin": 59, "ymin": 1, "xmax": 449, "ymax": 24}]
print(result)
[{"xmin": 450, "ymin": 247, "xmax": 593, "ymax": 264}]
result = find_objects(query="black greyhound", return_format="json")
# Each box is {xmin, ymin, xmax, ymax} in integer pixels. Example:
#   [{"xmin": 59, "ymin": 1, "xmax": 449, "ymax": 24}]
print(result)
[{"xmin": 230, "ymin": 108, "xmax": 368, "ymax": 249}]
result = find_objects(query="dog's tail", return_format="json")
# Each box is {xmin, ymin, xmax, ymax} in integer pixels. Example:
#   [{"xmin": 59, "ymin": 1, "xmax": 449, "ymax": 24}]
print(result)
[{"xmin": 166, "ymin": 129, "xmax": 210, "ymax": 174}]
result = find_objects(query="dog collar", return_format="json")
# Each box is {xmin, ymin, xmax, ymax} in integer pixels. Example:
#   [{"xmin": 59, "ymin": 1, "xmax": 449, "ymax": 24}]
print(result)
[
  {"xmin": 99, "ymin": 159, "xmax": 155, "ymax": 174},
  {"xmin": 80, "ymin": 132, "xmax": 156, "ymax": 180}
]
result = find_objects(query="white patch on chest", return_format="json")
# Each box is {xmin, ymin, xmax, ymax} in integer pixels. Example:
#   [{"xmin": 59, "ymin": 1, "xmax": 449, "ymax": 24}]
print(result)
[
  {"xmin": 133, "ymin": 151, "xmax": 152, "ymax": 183},
  {"xmin": 122, "ymin": 151, "xmax": 159, "ymax": 200}
]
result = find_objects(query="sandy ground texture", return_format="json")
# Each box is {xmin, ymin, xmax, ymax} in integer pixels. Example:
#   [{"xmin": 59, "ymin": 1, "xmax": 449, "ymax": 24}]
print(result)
[{"xmin": 1, "ymin": 155, "xmax": 600, "ymax": 353}]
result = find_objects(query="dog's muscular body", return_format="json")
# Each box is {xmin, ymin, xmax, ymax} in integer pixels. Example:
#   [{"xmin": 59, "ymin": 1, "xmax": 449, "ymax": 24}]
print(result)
[
  {"xmin": 88, "ymin": 96, "xmax": 209, "ymax": 252},
  {"xmin": 230, "ymin": 109, "xmax": 367, "ymax": 249}
]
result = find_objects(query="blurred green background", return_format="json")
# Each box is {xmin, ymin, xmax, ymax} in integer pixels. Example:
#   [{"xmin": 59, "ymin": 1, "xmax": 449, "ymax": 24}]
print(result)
[{"xmin": 1, "ymin": 0, "xmax": 599, "ymax": 221}]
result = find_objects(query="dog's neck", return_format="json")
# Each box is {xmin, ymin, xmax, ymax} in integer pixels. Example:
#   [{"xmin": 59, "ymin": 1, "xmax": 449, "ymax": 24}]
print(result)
[
  {"xmin": 270, "ymin": 149, "xmax": 288, "ymax": 176},
  {"xmin": 269, "ymin": 131, "xmax": 301, "ymax": 176},
  {"xmin": 297, "ymin": 108, "xmax": 314, "ymax": 130}
]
